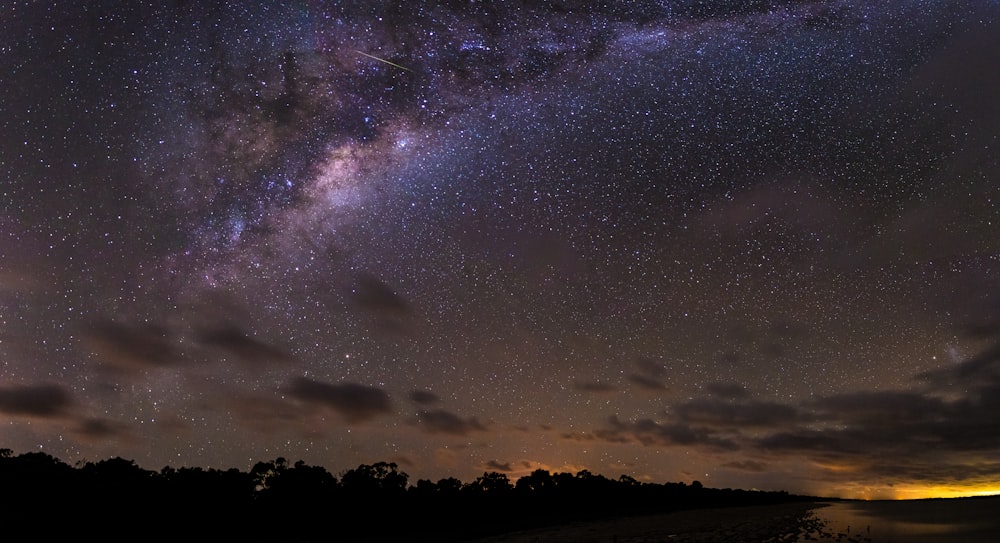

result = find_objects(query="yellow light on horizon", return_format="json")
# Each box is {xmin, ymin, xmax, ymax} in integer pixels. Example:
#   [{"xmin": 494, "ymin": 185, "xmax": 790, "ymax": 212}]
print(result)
[
  {"xmin": 826, "ymin": 482, "xmax": 1000, "ymax": 500},
  {"xmin": 895, "ymin": 485, "xmax": 1000, "ymax": 500}
]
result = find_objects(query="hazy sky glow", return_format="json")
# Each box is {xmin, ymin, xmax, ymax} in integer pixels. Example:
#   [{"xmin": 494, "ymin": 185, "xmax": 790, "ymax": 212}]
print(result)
[{"xmin": 2, "ymin": 1, "xmax": 999, "ymax": 500}]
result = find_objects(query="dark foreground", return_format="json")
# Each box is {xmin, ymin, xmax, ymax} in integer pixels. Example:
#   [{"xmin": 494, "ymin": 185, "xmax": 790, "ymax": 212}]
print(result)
[
  {"xmin": 469, "ymin": 496, "xmax": 1000, "ymax": 543},
  {"xmin": 809, "ymin": 497, "xmax": 1000, "ymax": 543},
  {"xmin": 466, "ymin": 502, "xmax": 828, "ymax": 543},
  {"xmin": 1, "ymin": 450, "xmax": 818, "ymax": 542}
]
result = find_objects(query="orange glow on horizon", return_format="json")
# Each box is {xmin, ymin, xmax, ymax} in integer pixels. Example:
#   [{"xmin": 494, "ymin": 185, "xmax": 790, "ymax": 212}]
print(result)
[
  {"xmin": 810, "ymin": 460, "xmax": 860, "ymax": 474},
  {"xmin": 821, "ymin": 482, "xmax": 1000, "ymax": 500},
  {"xmin": 892, "ymin": 485, "xmax": 1000, "ymax": 500}
]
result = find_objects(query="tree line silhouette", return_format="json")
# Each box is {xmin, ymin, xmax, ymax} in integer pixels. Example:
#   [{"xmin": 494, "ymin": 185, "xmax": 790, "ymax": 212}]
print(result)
[{"xmin": 0, "ymin": 448, "xmax": 815, "ymax": 542}]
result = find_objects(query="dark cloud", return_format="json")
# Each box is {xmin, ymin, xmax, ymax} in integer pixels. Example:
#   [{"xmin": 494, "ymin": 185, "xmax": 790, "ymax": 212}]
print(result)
[
  {"xmin": 628, "ymin": 374, "xmax": 668, "ymax": 392},
  {"xmin": 921, "ymin": 312, "xmax": 1000, "ymax": 385},
  {"xmin": 195, "ymin": 325, "xmax": 292, "ymax": 365},
  {"xmin": 560, "ymin": 432, "xmax": 598, "ymax": 442},
  {"xmin": 74, "ymin": 417, "xmax": 131, "ymax": 441},
  {"xmin": 0, "ymin": 383, "xmax": 73, "ymax": 417},
  {"xmin": 939, "ymin": 341, "xmax": 1000, "ymax": 382},
  {"xmin": 414, "ymin": 409, "xmax": 488, "ymax": 436},
  {"xmin": 722, "ymin": 460, "xmax": 769, "ymax": 473},
  {"xmin": 573, "ymin": 381, "xmax": 617, "ymax": 393},
  {"xmin": 747, "ymin": 341, "xmax": 1000, "ymax": 483},
  {"xmin": 809, "ymin": 390, "xmax": 945, "ymax": 426},
  {"xmin": 409, "ymin": 390, "xmax": 440, "ymax": 405},
  {"xmin": 674, "ymin": 398, "xmax": 800, "ymax": 428},
  {"xmin": 351, "ymin": 274, "xmax": 411, "ymax": 316},
  {"xmin": 484, "ymin": 460, "xmax": 513, "ymax": 472},
  {"xmin": 592, "ymin": 428, "xmax": 633, "ymax": 444},
  {"xmin": 963, "ymin": 321, "xmax": 1000, "ymax": 339},
  {"xmin": 593, "ymin": 335, "xmax": 1000, "ymax": 484},
  {"xmin": 286, "ymin": 377, "xmax": 392, "ymax": 423},
  {"xmin": 756, "ymin": 429, "xmax": 864, "ymax": 457},
  {"xmin": 84, "ymin": 321, "xmax": 176, "ymax": 371},
  {"xmin": 349, "ymin": 274, "xmax": 414, "ymax": 335},
  {"xmin": 595, "ymin": 416, "xmax": 738, "ymax": 451},
  {"xmin": 762, "ymin": 383, "xmax": 1000, "ymax": 457},
  {"xmin": 704, "ymin": 382, "xmax": 750, "ymax": 400},
  {"xmin": 635, "ymin": 357, "xmax": 666, "ymax": 378},
  {"xmin": 628, "ymin": 357, "xmax": 669, "ymax": 391},
  {"xmin": 862, "ymin": 459, "xmax": 1000, "ymax": 487}
]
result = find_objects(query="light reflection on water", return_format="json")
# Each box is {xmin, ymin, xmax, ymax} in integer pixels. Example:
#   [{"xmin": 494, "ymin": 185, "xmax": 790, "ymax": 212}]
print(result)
[{"xmin": 805, "ymin": 497, "xmax": 1000, "ymax": 543}]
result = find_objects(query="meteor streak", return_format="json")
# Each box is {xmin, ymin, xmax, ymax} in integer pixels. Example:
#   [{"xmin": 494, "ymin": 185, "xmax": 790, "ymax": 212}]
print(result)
[{"xmin": 354, "ymin": 50, "xmax": 413, "ymax": 72}]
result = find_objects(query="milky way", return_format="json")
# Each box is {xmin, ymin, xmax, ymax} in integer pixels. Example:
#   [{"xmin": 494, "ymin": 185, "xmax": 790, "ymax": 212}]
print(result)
[{"xmin": 2, "ymin": 1, "xmax": 999, "ymax": 499}]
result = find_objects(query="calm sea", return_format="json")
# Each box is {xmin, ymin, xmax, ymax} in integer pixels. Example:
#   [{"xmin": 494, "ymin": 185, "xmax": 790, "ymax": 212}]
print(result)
[{"xmin": 806, "ymin": 497, "xmax": 1000, "ymax": 543}]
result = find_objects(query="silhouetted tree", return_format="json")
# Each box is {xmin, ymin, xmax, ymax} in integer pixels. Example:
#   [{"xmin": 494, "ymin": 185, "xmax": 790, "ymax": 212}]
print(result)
[
  {"xmin": 250, "ymin": 458, "xmax": 285, "ymax": 491},
  {"xmin": 340, "ymin": 461, "xmax": 408, "ymax": 496},
  {"xmin": 475, "ymin": 471, "xmax": 513, "ymax": 495},
  {"xmin": 0, "ymin": 450, "xmax": 815, "ymax": 542},
  {"xmin": 412, "ymin": 478, "xmax": 436, "ymax": 493},
  {"xmin": 268, "ymin": 459, "xmax": 337, "ymax": 501},
  {"xmin": 619, "ymin": 474, "xmax": 640, "ymax": 486},
  {"xmin": 436, "ymin": 476, "xmax": 464, "ymax": 497},
  {"xmin": 516, "ymin": 468, "xmax": 554, "ymax": 494}
]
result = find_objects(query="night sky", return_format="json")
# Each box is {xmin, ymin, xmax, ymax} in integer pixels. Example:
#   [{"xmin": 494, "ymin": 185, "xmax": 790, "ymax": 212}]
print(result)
[{"xmin": 2, "ymin": 1, "xmax": 999, "ymax": 500}]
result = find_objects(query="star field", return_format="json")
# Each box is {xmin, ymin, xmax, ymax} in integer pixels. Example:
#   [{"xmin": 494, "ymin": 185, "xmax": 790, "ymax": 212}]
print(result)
[{"xmin": 2, "ymin": 1, "xmax": 999, "ymax": 499}]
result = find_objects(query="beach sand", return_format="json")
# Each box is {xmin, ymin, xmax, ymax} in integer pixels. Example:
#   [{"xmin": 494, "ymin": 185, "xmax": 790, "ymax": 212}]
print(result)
[{"xmin": 464, "ymin": 502, "xmax": 837, "ymax": 543}]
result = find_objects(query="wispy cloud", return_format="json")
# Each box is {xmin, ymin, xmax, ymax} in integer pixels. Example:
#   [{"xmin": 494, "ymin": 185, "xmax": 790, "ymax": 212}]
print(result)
[
  {"xmin": 414, "ymin": 409, "xmax": 488, "ymax": 436},
  {"xmin": 409, "ymin": 390, "xmax": 441, "ymax": 405},
  {"xmin": 588, "ymin": 331, "xmax": 1000, "ymax": 486},
  {"xmin": 85, "ymin": 321, "xmax": 176, "ymax": 371},
  {"xmin": 593, "ymin": 416, "xmax": 739, "ymax": 451},
  {"xmin": 0, "ymin": 383, "xmax": 73, "ymax": 417},
  {"xmin": 628, "ymin": 373, "xmax": 668, "ymax": 391},
  {"xmin": 573, "ymin": 381, "xmax": 617, "ymax": 393},
  {"xmin": 195, "ymin": 325, "xmax": 292, "ymax": 365},
  {"xmin": 286, "ymin": 377, "xmax": 393, "ymax": 423}
]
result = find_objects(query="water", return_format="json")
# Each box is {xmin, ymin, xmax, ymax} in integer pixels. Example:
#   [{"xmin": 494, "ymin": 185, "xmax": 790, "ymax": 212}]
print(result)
[{"xmin": 805, "ymin": 497, "xmax": 1000, "ymax": 542}]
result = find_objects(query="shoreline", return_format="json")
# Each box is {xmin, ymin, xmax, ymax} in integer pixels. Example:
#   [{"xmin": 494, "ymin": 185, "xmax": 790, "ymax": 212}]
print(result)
[{"xmin": 464, "ymin": 501, "xmax": 834, "ymax": 543}]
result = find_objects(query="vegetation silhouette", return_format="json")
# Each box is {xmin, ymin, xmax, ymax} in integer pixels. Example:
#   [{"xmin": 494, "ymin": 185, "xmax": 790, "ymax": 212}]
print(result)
[{"xmin": 0, "ymin": 448, "xmax": 816, "ymax": 542}]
